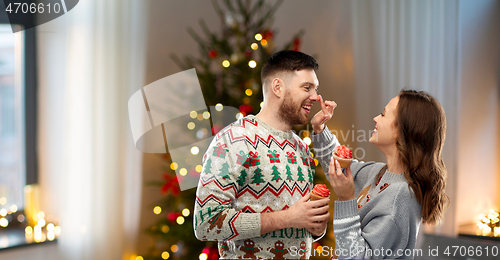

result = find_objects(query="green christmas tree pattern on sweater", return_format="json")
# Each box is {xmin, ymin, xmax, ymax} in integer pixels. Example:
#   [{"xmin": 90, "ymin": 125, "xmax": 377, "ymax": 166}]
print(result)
[
  {"xmin": 270, "ymin": 165, "xmax": 282, "ymax": 182},
  {"xmin": 285, "ymin": 165, "xmax": 294, "ymax": 182},
  {"xmin": 297, "ymin": 166, "xmax": 305, "ymax": 183},
  {"xmin": 251, "ymin": 167, "xmax": 265, "ymax": 185},
  {"xmin": 218, "ymin": 162, "xmax": 231, "ymax": 180},
  {"xmin": 204, "ymin": 158, "xmax": 213, "ymax": 175},
  {"xmin": 237, "ymin": 169, "xmax": 247, "ymax": 187}
]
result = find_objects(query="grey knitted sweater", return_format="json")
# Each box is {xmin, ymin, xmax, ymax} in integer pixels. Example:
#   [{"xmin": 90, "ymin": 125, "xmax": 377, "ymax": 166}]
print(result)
[{"xmin": 312, "ymin": 126, "xmax": 422, "ymax": 259}]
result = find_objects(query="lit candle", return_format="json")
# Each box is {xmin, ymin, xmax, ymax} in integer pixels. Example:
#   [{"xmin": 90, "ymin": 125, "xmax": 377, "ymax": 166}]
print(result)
[{"xmin": 23, "ymin": 185, "xmax": 40, "ymax": 226}]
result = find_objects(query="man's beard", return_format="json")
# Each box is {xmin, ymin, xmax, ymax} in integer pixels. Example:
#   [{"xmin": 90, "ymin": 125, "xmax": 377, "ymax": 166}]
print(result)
[{"xmin": 278, "ymin": 93, "xmax": 308, "ymax": 126}]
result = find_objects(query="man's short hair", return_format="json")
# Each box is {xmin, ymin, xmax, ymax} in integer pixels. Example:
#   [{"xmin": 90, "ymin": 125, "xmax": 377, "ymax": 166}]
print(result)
[{"xmin": 261, "ymin": 50, "xmax": 318, "ymax": 89}]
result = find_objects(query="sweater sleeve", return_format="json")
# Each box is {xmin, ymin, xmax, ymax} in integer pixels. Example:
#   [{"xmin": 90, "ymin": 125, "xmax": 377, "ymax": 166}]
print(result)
[
  {"xmin": 312, "ymin": 126, "xmax": 376, "ymax": 183},
  {"xmin": 333, "ymin": 187, "xmax": 412, "ymax": 259},
  {"xmin": 193, "ymin": 134, "xmax": 260, "ymax": 242}
]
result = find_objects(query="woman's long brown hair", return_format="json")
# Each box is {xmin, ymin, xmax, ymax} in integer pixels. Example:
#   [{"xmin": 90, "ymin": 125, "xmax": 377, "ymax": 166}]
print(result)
[{"xmin": 395, "ymin": 90, "xmax": 449, "ymax": 225}]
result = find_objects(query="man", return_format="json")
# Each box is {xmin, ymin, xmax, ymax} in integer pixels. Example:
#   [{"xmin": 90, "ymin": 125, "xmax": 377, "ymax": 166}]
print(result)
[{"xmin": 194, "ymin": 50, "xmax": 330, "ymax": 259}]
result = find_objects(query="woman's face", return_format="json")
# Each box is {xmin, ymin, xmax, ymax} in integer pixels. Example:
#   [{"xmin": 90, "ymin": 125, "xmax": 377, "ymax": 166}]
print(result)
[{"xmin": 369, "ymin": 96, "xmax": 399, "ymax": 148}]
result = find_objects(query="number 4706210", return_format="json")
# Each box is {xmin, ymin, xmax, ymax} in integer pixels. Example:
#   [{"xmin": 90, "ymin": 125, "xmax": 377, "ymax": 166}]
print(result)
[{"xmin": 6, "ymin": 2, "xmax": 62, "ymax": 14}]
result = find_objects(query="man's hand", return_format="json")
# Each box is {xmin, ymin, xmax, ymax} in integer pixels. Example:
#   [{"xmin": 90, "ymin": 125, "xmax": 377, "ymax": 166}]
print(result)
[
  {"xmin": 286, "ymin": 193, "xmax": 330, "ymax": 231},
  {"xmin": 311, "ymin": 95, "xmax": 337, "ymax": 134}
]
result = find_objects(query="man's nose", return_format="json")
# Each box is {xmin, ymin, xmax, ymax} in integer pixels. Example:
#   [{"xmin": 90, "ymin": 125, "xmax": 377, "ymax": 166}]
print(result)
[{"xmin": 310, "ymin": 91, "xmax": 319, "ymax": 101}]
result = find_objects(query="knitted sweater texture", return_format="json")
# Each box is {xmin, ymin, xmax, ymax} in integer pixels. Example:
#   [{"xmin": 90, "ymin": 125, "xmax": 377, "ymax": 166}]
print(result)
[
  {"xmin": 313, "ymin": 126, "xmax": 422, "ymax": 259},
  {"xmin": 194, "ymin": 115, "xmax": 319, "ymax": 259}
]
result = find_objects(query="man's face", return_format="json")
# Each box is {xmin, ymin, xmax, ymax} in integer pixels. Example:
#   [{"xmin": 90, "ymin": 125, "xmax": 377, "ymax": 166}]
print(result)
[{"xmin": 278, "ymin": 70, "xmax": 319, "ymax": 125}]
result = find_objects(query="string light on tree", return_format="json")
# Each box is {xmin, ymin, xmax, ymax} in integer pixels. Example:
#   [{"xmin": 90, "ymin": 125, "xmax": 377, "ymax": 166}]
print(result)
[
  {"xmin": 189, "ymin": 111, "xmax": 198, "ymax": 118},
  {"xmin": 248, "ymin": 60, "xmax": 257, "ymax": 68},
  {"xmin": 162, "ymin": 251, "xmax": 170, "ymax": 259},
  {"xmin": 187, "ymin": 122, "xmax": 195, "ymax": 130},
  {"xmin": 254, "ymin": 33, "xmax": 262, "ymax": 41},
  {"xmin": 222, "ymin": 60, "xmax": 230, "ymax": 67},
  {"xmin": 179, "ymin": 168, "xmax": 187, "ymax": 176},
  {"xmin": 251, "ymin": 43, "xmax": 258, "ymax": 50},
  {"xmin": 245, "ymin": 89, "xmax": 253, "ymax": 96},
  {"xmin": 191, "ymin": 146, "xmax": 199, "ymax": 155},
  {"xmin": 154, "ymin": 206, "xmax": 162, "ymax": 215},
  {"xmin": 202, "ymin": 111, "xmax": 210, "ymax": 119},
  {"xmin": 170, "ymin": 162, "xmax": 178, "ymax": 170},
  {"xmin": 182, "ymin": 208, "xmax": 190, "ymax": 217},
  {"xmin": 161, "ymin": 225, "xmax": 169, "ymax": 233},
  {"xmin": 215, "ymin": 103, "xmax": 223, "ymax": 111}
]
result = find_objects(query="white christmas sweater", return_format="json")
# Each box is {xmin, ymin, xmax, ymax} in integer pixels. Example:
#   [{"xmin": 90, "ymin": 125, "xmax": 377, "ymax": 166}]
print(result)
[{"xmin": 194, "ymin": 115, "xmax": 318, "ymax": 259}]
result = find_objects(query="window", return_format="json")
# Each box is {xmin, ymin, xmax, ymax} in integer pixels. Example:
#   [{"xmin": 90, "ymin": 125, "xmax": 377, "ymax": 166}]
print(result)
[
  {"xmin": 0, "ymin": 7, "xmax": 38, "ymax": 215},
  {"xmin": 0, "ymin": 24, "xmax": 25, "ymax": 211}
]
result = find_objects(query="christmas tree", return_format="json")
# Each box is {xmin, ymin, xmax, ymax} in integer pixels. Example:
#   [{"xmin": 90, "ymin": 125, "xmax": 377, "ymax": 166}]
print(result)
[
  {"xmin": 237, "ymin": 169, "xmax": 248, "ymax": 187},
  {"xmin": 297, "ymin": 166, "xmax": 305, "ymax": 183},
  {"xmin": 203, "ymin": 158, "xmax": 213, "ymax": 175},
  {"xmin": 218, "ymin": 162, "xmax": 231, "ymax": 180},
  {"xmin": 143, "ymin": 1, "xmax": 333, "ymax": 259},
  {"xmin": 285, "ymin": 164, "xmax": 294, "ymax": 181},
  {"xmin": 251, "ymin": 167, "xmax": 266, "ymax": 185},
  {"xmin": 171, "ymin": 0, "xmax": 303, "ymax": 116},
  {"xmin": 270, "ymin": 165, "xmax": 282, "ymax": 182}
]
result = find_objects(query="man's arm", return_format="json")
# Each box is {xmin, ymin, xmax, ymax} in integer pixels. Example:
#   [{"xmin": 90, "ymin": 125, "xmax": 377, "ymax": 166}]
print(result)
[{"xmin": 193, "ymin": 137, "xmax": 261, "ymax": 242}]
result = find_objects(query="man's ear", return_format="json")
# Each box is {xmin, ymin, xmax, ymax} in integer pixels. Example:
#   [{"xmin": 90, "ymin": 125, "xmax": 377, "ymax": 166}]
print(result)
[{"xmin": 270, "ymin": 78, "xmax": 283, "ymax": 98}]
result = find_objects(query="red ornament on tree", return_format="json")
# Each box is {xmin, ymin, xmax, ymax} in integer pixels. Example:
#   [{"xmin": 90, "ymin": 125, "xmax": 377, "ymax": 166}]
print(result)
[
  {"xmin": 208, "ymin": 49, "xmax": 218, "ymax": 58},
  {"xmin": 292, "ymin": 37, "xmax": 301, "ymax": 51},
  {"xmin": 262, "ymin": 29, "xmax": 274, "ymax": 40},
  {"xmin": 167, "ymin": 212, "xmax": 182, "ymax": 222},
  {"xmin": 161, "ymin": 173, "xmax": 180, "ymax": 196},
  {"xmin": 239, "ymin": 104, "xmax": 253, "ymax": 116},
  {"xmin": 244, "ymin": 50, "xmax": 252, "ymax": 58}
]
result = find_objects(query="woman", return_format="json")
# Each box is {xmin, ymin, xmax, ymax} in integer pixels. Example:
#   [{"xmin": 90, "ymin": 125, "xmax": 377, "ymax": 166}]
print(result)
[{"xmin": 311, "ymin": 90, "xmax": 449, "ymax": 259}]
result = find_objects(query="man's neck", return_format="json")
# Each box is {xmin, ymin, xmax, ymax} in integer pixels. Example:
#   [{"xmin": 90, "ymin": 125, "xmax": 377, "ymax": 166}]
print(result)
[{"xmin": 255, "ymin": 108, "xmax": 292, "ymax": 132}]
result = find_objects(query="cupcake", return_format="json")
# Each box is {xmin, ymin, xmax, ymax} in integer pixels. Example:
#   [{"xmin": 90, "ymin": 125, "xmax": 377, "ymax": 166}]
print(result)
[
  {"xmin": 332, "ymin": 145, "xmax": 353, "ymax": 168},
  {"xmin": 310, "ymin": 184, "xmax": 330, "ymax": 202}
]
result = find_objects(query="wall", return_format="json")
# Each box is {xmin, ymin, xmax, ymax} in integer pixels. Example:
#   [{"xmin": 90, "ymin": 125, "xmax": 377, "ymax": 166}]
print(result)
[{"xmin": 456, "ymin": 0, "xmax": 500, "ymax": 225}]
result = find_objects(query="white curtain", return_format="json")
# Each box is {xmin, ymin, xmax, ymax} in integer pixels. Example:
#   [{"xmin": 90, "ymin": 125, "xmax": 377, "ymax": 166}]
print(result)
[
  {"xmin": 351, "ymin": 0, "xmax": 460, "ymax": 236},
  {"xmin": 37, "ymin": 0, "xmax": 147, "ymax": 259}
]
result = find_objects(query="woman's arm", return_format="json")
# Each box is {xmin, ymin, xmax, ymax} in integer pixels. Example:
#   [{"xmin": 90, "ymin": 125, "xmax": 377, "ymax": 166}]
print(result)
[{"xmin": 333, "ymin": 184, "xmax": 419, "ymax": 259}]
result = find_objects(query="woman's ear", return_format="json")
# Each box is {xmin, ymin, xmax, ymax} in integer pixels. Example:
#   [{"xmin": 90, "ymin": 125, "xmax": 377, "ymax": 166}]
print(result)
[{"xmin": 270, "ymin": 78, "xmax": 283, "ymax": 98}]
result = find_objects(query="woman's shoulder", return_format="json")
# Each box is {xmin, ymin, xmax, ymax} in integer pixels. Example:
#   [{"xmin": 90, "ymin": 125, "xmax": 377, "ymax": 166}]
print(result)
[
  {"xmin": 351, "ymin": 160, "xmax": 386, "ymax": 176},
  {"xmin": 389, "ymin": 181, "xmax": 421, "ymax": 213}
]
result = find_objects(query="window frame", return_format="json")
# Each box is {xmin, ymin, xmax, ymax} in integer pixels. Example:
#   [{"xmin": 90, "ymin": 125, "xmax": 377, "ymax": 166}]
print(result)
[{"xmin": 0, "ymin": 4, "xmax": 39, "ymax": 186}]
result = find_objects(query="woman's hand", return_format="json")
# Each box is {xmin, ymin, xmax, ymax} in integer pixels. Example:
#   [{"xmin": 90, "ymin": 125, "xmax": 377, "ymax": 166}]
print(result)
[
  {"xmin": 328, "ymin": 158, "xmax": 355, "ymax": 201},
  {"xmin": 311, "ymin": 95, "xmax": 337, "ymax": 134}
]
